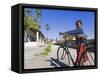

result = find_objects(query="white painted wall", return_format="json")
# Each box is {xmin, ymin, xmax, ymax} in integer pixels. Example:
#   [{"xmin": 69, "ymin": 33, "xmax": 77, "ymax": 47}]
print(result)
[
  {"xmin": 36, "ymin": 31, "xmax": 39, "ymax": 42},
  {"xmin": 0, "ymin": 0, "xmax": 99, "ymax": 77}
]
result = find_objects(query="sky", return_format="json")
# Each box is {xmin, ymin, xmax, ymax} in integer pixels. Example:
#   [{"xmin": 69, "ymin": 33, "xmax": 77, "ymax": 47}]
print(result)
[{"xmin": 24, "ymin": 8, "xmax": 95, "ymax": 40}]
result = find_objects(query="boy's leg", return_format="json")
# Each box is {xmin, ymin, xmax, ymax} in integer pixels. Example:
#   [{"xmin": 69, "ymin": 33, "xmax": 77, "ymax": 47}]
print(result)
[
  {"xmin": 75, "ymin": 40, "xmax": 80, "ymax": 65},
  {"xmin": 75, "ymin": 40, "xmax": 86, "ymax": 65},
  {"xmin": 76, "ymin": 44, "xmax": 88, "ymax": 65}
]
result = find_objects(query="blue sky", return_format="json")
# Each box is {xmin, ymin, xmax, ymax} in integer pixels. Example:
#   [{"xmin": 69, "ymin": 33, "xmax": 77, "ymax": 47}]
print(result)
[{"xmin": 24, "ymin": 8, "xmax": 95, "ymax": 40}]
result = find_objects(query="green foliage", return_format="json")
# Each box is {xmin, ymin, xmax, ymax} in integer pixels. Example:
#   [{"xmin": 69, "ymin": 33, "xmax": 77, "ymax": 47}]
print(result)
[
  {"xmin": 24, "ymin": 9, "xmax": 42, "ymax": 31},
  {"xmin": 34, "ymin": 43, "xmax": 52, "ymax": 57},
  {"xmin": 40, "ymin": 43, "xmax": 52, "ymax": 57},
  {"xmin": 24, "ymin": 16, "xmax": 40, "ymax": 31}
]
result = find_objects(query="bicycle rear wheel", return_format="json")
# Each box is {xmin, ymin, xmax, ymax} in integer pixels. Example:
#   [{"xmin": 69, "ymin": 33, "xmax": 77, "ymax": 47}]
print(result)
[
  {"xmin": 57, "ymin": 46, "xmax": 70, "ymax": 66},
  {"xmin": 79, "ymin": 50, "xmax": 94, "ymax": 66}
]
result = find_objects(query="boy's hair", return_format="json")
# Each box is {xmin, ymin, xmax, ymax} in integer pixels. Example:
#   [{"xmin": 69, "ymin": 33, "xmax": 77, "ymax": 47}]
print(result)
[{"xmin": 75, "ymin": 20, "xmax": 82, "ymax": 26}]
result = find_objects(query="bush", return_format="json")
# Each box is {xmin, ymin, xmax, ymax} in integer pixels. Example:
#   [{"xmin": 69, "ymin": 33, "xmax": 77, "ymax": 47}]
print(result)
[{"xmin": 40, "ymin": 44, "xmax": 52, "ymax": 57}]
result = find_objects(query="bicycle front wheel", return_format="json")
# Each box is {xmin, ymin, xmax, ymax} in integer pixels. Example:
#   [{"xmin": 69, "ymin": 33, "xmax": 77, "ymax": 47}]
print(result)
[{"xmin": 57, "ymin": 46, "xmax": 70, "ymax": 66}]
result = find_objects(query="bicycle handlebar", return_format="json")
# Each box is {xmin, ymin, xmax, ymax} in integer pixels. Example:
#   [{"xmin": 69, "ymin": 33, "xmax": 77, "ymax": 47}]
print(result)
[
  {"xmin": 59, "ymin": 33, "xmax": 63, "ymax": 39},
  {"xmin": 59, "ymin": 32, "xmax": 87, "ymax": 40},
  {"xmin": 59, "ymin": 33, "xmax": 69, "ymax": 40}
]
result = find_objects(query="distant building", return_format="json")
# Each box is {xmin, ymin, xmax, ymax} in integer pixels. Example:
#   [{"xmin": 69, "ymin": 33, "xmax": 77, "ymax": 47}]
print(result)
[{"xmin": 24, "ymin": 28, "xmax": 45, "ymax": 47}]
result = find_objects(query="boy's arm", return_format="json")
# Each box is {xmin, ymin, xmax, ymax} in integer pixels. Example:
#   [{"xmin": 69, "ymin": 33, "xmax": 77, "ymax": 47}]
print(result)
[{"xmin": 63, "ymin": 28, "xmax": 84, "ymax": 35}]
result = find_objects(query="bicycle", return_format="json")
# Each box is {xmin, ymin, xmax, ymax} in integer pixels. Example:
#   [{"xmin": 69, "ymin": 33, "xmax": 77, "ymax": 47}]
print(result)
[{"xmin": 57, "ymin": 33, "xmax": 95, "ymax": 66}]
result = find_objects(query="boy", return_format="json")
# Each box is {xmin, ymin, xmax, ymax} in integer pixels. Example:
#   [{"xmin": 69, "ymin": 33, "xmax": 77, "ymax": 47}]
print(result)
[{"xmin": 59, "ymin": 20, "xmax": 88, "ymax": 65}]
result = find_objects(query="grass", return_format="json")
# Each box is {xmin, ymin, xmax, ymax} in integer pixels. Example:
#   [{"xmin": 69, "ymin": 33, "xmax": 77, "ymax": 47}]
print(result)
[{"xmin": 34, "ymin": 43, "xmax": 52, "ymax": 57}]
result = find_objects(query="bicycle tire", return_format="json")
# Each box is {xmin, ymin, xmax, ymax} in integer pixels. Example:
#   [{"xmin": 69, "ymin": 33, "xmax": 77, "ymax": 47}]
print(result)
[{"xmin": 57, "ymin": 46, "xmax": 70, "ymax": 66}]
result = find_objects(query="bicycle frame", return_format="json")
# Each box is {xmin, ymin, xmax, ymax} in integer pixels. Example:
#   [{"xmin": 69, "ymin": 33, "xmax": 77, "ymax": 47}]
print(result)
[{"xmin": 58, "ymin": 33, "xmax": 94, "ymax": 66}]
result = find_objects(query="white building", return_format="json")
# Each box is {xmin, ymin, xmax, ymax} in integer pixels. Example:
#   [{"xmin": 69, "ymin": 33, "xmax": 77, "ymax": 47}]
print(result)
[{"xmin": 24, "ymin": 28, "xmax": 45, "ymax": 47}]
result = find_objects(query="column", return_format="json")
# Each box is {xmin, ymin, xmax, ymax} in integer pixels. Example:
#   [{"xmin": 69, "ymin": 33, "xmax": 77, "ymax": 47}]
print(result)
[{"xmin": 36, "ymin": 31, "xmax": 39, "ymax": 43}]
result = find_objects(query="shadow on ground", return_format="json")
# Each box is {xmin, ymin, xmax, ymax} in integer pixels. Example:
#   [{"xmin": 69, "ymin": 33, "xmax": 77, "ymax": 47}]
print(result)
[{"xmin": 45, "ymin": 57, "xmax": 69, "ymax": 67}]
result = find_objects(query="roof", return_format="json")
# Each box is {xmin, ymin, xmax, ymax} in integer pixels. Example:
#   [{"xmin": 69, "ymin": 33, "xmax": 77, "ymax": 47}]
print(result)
[{"xmin": 29, "ymin": 28, "xmax": 45, "ymax": 38}]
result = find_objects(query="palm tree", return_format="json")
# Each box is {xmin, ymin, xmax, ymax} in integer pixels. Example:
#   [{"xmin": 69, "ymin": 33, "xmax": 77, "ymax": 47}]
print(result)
[
  {"xmin": 45, "ymin": 24, "xmax": 50, "ymax": 31},
  {"xmin": 35, "ymin": 9, "xmax": 41, "ymax": 18},
  {"xmin": 45, "ymin": 24, "xmax": 50, "ymax": 43},
  {"xmin": 34, "ymin": 9, "xmax": 41, "ymax": 42},
  {"xmin": 34, "ymin": 9, "xmax": 41, "ymax": 28}
]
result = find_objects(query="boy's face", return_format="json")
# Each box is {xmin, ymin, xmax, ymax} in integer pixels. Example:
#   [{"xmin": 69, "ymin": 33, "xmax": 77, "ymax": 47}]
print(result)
[{"xmin": 76, "ymin": 22, "xmax": 82, "ymax": 28}]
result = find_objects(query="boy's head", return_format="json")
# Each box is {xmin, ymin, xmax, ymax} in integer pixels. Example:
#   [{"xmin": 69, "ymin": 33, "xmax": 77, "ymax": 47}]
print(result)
[{"xmin": 75, "ymin": 20, "xmax": 82, "ymax": 28}]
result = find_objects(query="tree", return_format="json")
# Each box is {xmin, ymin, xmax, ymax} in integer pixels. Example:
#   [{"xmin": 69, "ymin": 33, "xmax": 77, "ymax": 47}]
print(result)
[
  {"xmin": 24, "ymin": 16, "xmax": 39, "ymax": 31},
  {"xmin": 34, "ymin": 9, "xmax": 42, "ymax": 43},
  {"xmin": 45, "ymin": 24, "xmax": 50, "ymax": 43},
  {"xmin": 34, "ymin": 9, "xmax": 41, "ymax": 29},
  {"xmin": 35, "ymin": 9, "xmax": 41, "ymax": 20},
  {"xmin": 24, "ymin": 8, "xmax": 42, "ymax": 42},
  {"xmin": 24, "ymin": 8, "xmax": 41, "ymax": 31},
  {"xmin": 45, "ymin": 24, "xmax": 50, "ymax": 31}
]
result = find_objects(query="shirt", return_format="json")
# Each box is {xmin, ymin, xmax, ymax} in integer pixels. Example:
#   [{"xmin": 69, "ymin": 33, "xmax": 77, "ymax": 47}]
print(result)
[
  {"xmin": 64, "ymin": 28, "xmax": 86, "ymax": 46},
  {"xmin": 65, "ymin": 28, "xmax": 84, "ymax": 36}
]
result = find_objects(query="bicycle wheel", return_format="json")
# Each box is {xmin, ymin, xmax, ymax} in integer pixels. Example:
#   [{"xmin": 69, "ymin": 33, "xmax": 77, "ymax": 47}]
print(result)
[
  {"xmin": 79, "ymin": 50, "xmax": 94, "ymax": 66},
  {"xmin": 57, "ymin": 46, "xmax": 70, "ymax": 66}
]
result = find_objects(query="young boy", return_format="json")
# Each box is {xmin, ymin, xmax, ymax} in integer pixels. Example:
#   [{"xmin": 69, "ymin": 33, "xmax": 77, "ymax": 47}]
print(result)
[{"xmin": 59, "ymin": 20, "xmax": 88, "ymax": 65}]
